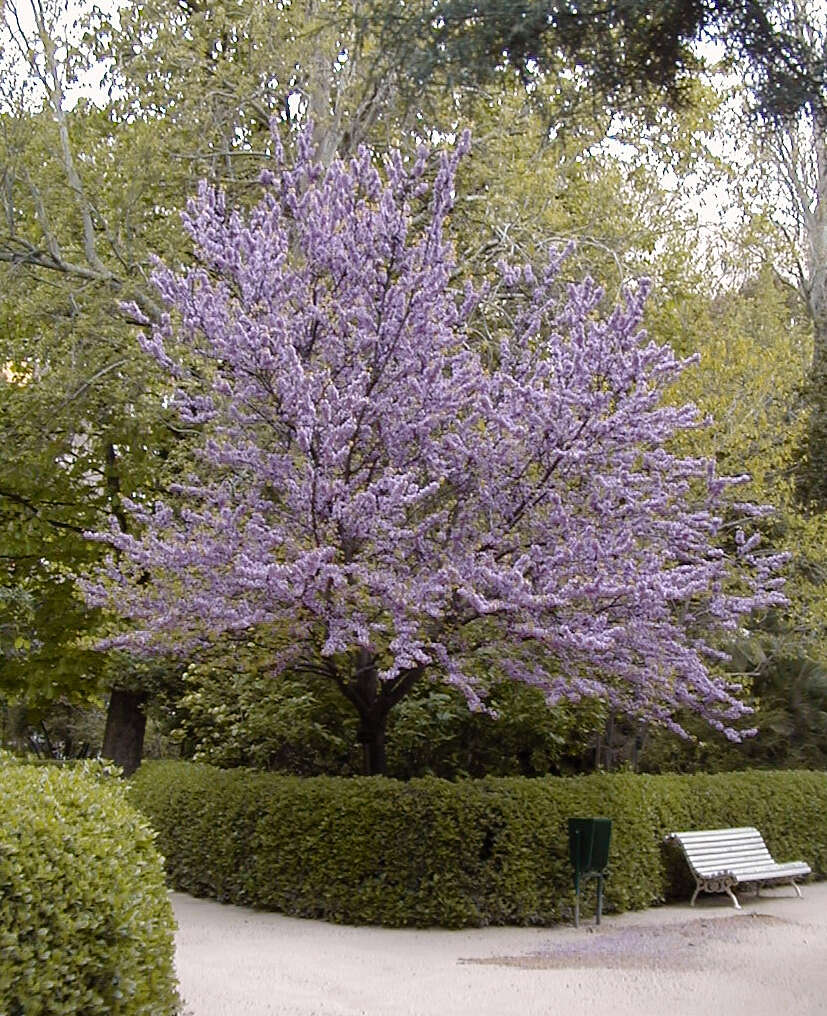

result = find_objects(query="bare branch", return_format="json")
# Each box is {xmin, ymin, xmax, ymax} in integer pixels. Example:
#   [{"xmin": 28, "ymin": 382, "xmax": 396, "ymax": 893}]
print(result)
[{"xmin": 20, "ymin": 165, "xmax": 63, "ymax": 264}]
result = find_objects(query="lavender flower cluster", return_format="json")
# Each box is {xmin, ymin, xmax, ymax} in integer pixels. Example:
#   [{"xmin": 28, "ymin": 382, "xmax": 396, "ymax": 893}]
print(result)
[{"xmin": 84, "ymin": 130, "xmax": 786, "ymax": 740}]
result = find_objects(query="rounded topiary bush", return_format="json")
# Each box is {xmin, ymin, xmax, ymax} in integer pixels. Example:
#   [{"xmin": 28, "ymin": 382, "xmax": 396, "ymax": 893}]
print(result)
[{"xmin": 0, "ymin": 755, "xmax": 178, "ymax": 1016}]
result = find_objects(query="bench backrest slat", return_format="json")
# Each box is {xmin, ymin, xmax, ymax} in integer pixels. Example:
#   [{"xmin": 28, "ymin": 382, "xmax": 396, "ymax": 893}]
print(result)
[
  {"xmin": 673, "ymin": 827, "xmax": 760, "ymax": 841},
  {"xmin": 669, "ymin": 827, "xmax": 778, "ymax": 877}
]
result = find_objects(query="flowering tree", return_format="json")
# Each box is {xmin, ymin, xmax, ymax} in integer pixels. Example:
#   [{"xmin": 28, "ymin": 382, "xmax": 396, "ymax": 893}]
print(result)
[{"xmin": 85, "ymin": 131, "xmax": 785, "ymax": 774}]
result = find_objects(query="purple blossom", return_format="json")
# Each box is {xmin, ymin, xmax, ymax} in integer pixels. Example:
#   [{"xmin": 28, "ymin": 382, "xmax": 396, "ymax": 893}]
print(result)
[{"xmin": 84, "ymin": 130, "xmax": 786, "ymax": 769}]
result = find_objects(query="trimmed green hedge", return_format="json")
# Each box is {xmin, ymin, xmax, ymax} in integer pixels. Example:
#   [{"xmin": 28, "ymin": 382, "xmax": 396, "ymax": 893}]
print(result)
[
  {"xmin": 0, "ymin": 757, "xmax": 178, "ymax": 1016},
  {"xmin": 130, "ymin": 761, "xmax": 827, "ymax": 927}
]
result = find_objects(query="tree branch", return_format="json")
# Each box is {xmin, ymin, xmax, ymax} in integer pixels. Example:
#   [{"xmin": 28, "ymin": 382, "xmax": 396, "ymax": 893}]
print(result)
[{"xmin": 0, "ymin": 487, "xmax": 87, "ymax": 534}]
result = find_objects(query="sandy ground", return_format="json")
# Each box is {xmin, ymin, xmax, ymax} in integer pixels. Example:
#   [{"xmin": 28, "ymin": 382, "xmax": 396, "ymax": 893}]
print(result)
[{"xmin": 172, "ymin": 880, "xmax": 827, "ymax": 1016}]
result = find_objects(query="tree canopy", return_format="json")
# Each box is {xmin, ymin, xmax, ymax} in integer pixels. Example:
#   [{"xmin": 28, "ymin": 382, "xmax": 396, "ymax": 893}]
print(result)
[
  {"xmin": 85, "ymin": 132, "xmax": 785, "ymax": 773},
  {"xmin": 362, "ymin": 1, "xmax": 827, "ymax": 124}
]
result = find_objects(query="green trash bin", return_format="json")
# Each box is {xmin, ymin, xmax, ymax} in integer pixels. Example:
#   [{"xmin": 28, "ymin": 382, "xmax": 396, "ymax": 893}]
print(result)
[{"xmin": 568, "ymin": 817, "xmax": 612, "ymax": 928}]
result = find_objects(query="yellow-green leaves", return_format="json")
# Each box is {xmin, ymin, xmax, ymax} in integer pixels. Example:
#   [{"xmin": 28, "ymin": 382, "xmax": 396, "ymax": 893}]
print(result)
[{"xmin": 0, "ymin": 759, "xmax": 178, "ymax": 1015}]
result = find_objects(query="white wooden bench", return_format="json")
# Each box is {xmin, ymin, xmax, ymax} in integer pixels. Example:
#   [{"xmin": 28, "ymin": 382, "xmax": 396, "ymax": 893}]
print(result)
[{"xmin": 666, "ymin": 827, "xmax": 811, "ymax": 909}]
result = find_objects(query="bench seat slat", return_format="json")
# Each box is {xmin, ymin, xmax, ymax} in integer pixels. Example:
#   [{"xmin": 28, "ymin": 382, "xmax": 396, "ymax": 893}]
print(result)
[{"xmin": 730, "ymin": 866, "xmax": 811, "ymax": 880}]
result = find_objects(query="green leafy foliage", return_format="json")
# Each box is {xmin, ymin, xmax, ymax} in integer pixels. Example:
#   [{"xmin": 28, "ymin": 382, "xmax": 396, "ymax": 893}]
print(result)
[
  {"xmin": 359, "ymin": 1, "xmax": 827, "ymax": 125},
  {"xmin": 637, "ymin": 635, "xmax": 827, "ymax": 773},
  {"xmin": 0, "ymin": 104, "xmax": 183, "ymax": 714},
  {"xmin": 174, "ymin": 661, "xmax": 361, "ymax": 775},
  {"xmin": 171, "ymin": 644, "xmax": 602, "ymax": 779},
  {"xmin": 130, "ymin": 760, "xmax": 826, "ymax": 928},
  {"xmin": 0, "ymin": 756, "xmax": 178, "ymax": 1015},
  {"xmin": 386, "ymin": 682, "xmax": 600, "ymax": 779}
]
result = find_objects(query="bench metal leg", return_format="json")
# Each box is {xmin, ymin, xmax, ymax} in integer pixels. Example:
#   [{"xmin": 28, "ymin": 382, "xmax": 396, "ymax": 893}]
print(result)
[
  {"xmin": 693, "ymin": 877, "xmax": 741, "ymax": 909},
  {"xmin": 754, "ymin": 880, "xmax": 803, "ymax": 900},
  {"xmin": 725, "ymin": 886, "xmax": 742, "ymax": 909}
]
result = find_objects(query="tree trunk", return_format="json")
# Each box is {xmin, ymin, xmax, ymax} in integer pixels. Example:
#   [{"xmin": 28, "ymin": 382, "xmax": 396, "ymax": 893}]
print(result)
[
  {"xmin": 100, "ymin": 440, "xmax": 148, "ymax": 776},
  {"xmin": 102, "ymin": 687, "xmax": 147, "ymax": 775},
  {"xmin": 799, "ymin": 106, "xmax": 827, "ymax": 507},
  {"xmin": 799, "ymin": 303, "xmax": 827, "ymax": 507},
  {"xmin": 357, "ymin": 712, "xmax": 388, "ymax": 776},
  {"xmin": 338, "ymin": 649, "xmax": 423, "ymax": 775},
  {"xmin": 351, "ymin": 649, "xmax": 389, "ymax": 775},
  {"xmin": 802, "ymin": 371, "xmax": 827, "ymax": 507}
]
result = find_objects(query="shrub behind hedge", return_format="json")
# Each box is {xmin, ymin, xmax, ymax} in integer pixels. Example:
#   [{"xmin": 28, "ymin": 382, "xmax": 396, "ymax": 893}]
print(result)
[
  {"xmin": 1, "ymin": 757, "xmax": 178, "ymax": 1016},
  {"xmin": 130, "ymin": 761, "xmax": 826, "ymax": 927}
]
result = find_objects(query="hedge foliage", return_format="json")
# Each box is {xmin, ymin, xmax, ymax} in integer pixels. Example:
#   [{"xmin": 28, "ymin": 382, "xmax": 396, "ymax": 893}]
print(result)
[
  {"xmin": 0, "ymin": 757, "xmax": 178, "ymax": 1016},
  {"xmin": 130, "ymin": 761, "xmax": 827, "ymax": 928}
]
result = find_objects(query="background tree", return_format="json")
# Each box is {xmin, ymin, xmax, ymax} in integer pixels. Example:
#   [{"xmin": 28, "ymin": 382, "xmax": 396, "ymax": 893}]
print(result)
[
  {"xmin": 359, "ymin": 0, "xmax": 827, "ymax": 124},
  {"xmin": 637, "ymin": 261, "xmax": 827, "ymax": 770},
  {"xmin": 97, "ymin": 0, "xmax": 426, "ymax": 171},
  {"xmin": 725, "ymin": 2, "xmax": 827, "ymax": 508},
  {"xmin": 86, "ymin": 133, "xmax": 784, "ymax": 774},
  {"xmin": 693, "ymin": 1, "xmax": 827, "ymax": 729},
  {"xmin": 0, "ymin": 0, "xmax": 169, "ymax": 769}
]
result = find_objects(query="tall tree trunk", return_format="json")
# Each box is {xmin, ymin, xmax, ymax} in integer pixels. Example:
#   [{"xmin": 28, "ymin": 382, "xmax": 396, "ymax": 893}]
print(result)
[
  {"xmin": 801, "ymin": 361, "xmax": 827, "ymax": 507},
  {"xmin": 800, "ymin": 285, "xmax": 827, "ymax": 506},
  {"xmin": 762, "ymin": 36, "xmax": 827, "ymax": 507},
  {"xmin": 795, "ymin": 234, "xmax": 827, "ymax": 505},
  {"xmin": 100, "ymin": 441, "xmax": 149, "ymax": 776},
  {"xmin": 102, "ymin": 687, "xmax": 147, "ymax": 775},
  {"xmin": 798, "ymin": 98, "xmax": 827, "ymax": 507}
]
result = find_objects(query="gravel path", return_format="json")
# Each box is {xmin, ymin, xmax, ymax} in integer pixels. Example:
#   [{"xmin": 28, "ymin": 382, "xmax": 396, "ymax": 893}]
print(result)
[{"xmin": 172, "ymin": 880, "xmax": 827, "ymax": 1016}]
